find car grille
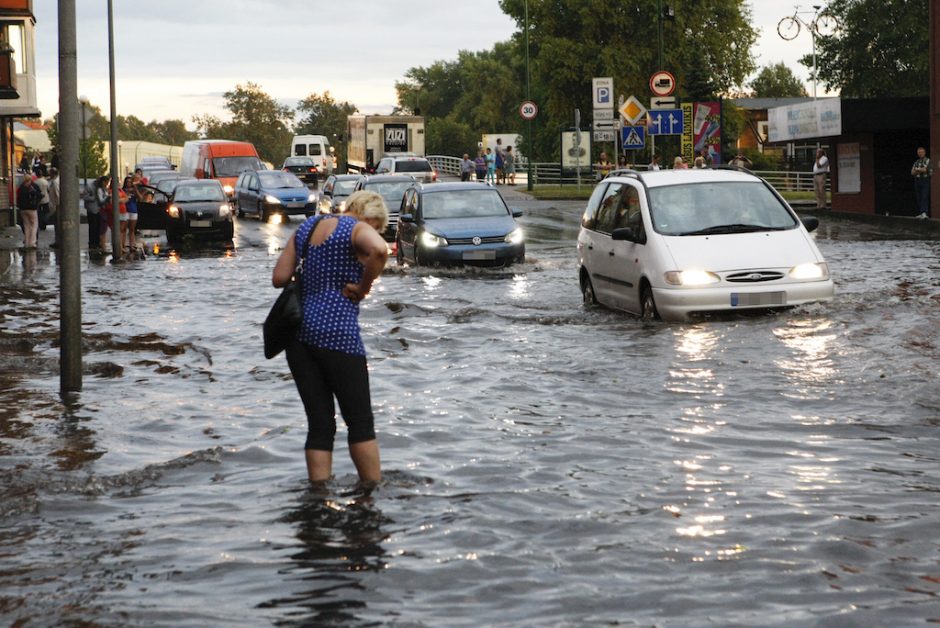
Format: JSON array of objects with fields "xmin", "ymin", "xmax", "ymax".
[
  {"xmin": 448, "ymin": 235, "xmax": 506, "ymax": 246},
  {"xmin": 725, "ymin": 271, "xmax": 785, "ymax": 283}
]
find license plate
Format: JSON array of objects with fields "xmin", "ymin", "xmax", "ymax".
[
  {"xmin": 463, "ymin": 250, "xmax": 496, "ymax": 261},
  {"xmin": 190, "ymin": 220, "xmax": 211, "ymax": 228},
  {"xmin": 731, "ymin": 291, "xmax": 786, "ymax": 306},
  {"xmin": 287, "ymin": 202, "xmax": 305, "ymax": 208}
]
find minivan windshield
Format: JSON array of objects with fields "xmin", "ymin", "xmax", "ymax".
[
  {"xmin": 422, "ymin": 190, "xmax": 508, "ymax": 220},
  {"xmin": 213, "ymin": 156, "xmax": 263, "ymax": 177},
  {"xmin": 648, "ymin": 181, "xmax": 797, "ymax": 236}
]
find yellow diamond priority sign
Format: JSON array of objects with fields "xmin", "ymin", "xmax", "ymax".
[{"xmin": 619, "ymin": 95, "xmax": 647, "ymax": 125}]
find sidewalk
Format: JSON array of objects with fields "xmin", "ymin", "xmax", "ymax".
[{"xmin": 0, "ymin": 220, "xmax": 92, "ymax": 252}]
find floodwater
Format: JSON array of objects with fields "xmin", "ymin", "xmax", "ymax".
[{"xmin": 1, "ymin": 203, "xmax": 939, "ymax": 626}]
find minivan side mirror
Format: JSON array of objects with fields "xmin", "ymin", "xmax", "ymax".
[
  {"xmin": 511, "ymin": 207, "xmax": 523, "ymax": 217},
  {"xmin": 611, "ymin": 227, "xmax": 638, "ymax": 242},
  {"xmin": 801, "ymin": 216, "xmax": 820, "ymax": 232}
]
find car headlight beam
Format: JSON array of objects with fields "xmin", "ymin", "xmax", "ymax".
[
  {"xmin": 421, "ymin": 231, "xmax": 448, "ymax": 248},
  {"xmin": 264, "ymin": 194, "xmax": 281, "ymax": 205},
  {"xmin": 307, "ymin": 193, "xmax": 318, "ymax": 203},
  {"xmin": 167, "ymin": 204, "xmax": 180, "ymax": 218},
  {"xmin": 789, "ymin": 262, "xmax": 829, "ymax": 280},
  {"xmin": 504, "ymin": 227, "xmax": 524, "ymax": 244},
  {"xmin": 664, "ymin": 269, "xmax": 721, "ymax": 286},
  {"xmin": 219, "ymin": 203, "xmax": 231, "ymax": 217}
]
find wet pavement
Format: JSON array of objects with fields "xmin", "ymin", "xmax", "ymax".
[{"xmin": 1, "ymin": 192, "xmax": 939, "ymax": 626}]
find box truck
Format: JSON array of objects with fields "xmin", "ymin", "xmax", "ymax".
[{"xmin": 346, "ymin": 115, "xmax": 425, "ymax": 173}]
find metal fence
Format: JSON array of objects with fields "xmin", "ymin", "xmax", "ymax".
[{"xmin": 428, "ymin": 155, "xmax": 820, "ymax": 192}]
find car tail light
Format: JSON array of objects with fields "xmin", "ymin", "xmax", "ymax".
[
  {"xmin": 432, "ymin": 169, "xmax": 438, "ymax": 181},
  {"xmin": 309, "ymin": 167, "xmax": 317, "ymax": 173}
]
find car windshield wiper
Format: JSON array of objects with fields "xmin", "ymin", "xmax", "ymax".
[{"xmin": 678, "ymin": 223, "xmax": 785, "ymax": 236}]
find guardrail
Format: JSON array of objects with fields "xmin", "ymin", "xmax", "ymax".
[{"xmin": 428, "ymin": 155, "xmax": 820, "ymax": 192}]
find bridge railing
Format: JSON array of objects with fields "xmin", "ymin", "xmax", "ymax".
[{"xmin": 428, "ymin": 155, "xmax": 819, "ymax": 192}]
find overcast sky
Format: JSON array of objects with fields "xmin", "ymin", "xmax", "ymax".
[{"xmin": 32, "ymin": 1, "xmax": 823, "ymax": 126}]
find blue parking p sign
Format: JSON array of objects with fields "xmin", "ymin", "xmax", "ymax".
[{"xmin": 621, "ymin": 125, "xmax": 645, "ymax": 150}]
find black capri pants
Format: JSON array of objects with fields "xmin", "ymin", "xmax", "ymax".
[{"xmin": 286, "ymin": 338, "xmax": 376, "ymax": 451}]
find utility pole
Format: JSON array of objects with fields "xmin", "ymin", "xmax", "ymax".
[
  {"xmin": 58, "ymin": 0, "xmax": 82, "ymax": 392},
  {"xmin": 524, "ymin": 0, "xmax": 534, "ymax": 192},
  {"xmin": 107, "ymin": 0, "xmax": 121, "ymax": 260}
]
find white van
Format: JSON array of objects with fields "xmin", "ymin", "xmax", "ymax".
[{"xmin": 290, "ymin": 135, "xmax": 333, "ymax": 178}]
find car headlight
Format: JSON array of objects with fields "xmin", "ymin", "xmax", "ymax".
[
  {"xmin": 219, "ymin": 203, "xmax": 231, "ymax": 217},
  {"xmin": 664, "ymin": 270, "xmax": 721, "ymax": 286},
  {"xmin": 167, "ymin": 204, "xmax": 180, "ymax": 218},
  {"xmin": 789, "ymin": 262, "xmax": 829, "ymax": 280},
  {"xmin": 264, "ymin": 194, "xmax": 281, "ymax": 204},
  {"xmin": 421, "ymin": 231, "xmax": 448, "ymax": 248},
  {"xmin": 223, "ymin": 184, "xmax": 234, "ymax": 195},
  {"xmin": 504, "ymin": 227, "xmax": 524, "ymax": 244},
  {"xmin": 307, "ymin": 193, "xmax": 318, "ymax": 203}
]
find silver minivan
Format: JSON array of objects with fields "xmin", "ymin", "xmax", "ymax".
[{"xmin": 577, "ymin": 168, "xmax": 834, "ymax": 321}]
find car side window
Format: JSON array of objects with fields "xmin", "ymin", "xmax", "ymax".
[
  {"xmin": 582, "ymin": 182, "xmax": 609, "ymax": 231},
  {"xmin": 594, "ymin": 182, "xmax": 625, "ymax": 234}
]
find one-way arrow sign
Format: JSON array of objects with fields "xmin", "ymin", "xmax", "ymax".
[{"xmin": 650, "ymin": 96, "xmax": 677, "ymax": 110}]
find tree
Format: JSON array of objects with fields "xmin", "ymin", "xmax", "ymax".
[
  {"xmin": 193, "ymin": 82, "xmax": 294, "ymax": 164},
  {"xmin": 748, "ymin": 63, "xmax": 808, "ymax": 98},
  {"xmin": 46, "ymin": 114, "xmax": 108, "ymax": 180},
  {"xmin": 425, "ymin": 117, "xmax": 480, "ymax": 157},
  {"xmin": 810, "ymin": 0, "xmax": 928, "ymax": 97},
  {"xmin": 295, "ymin": 91, "xmax": 357, "ymax": 146},
  {"xmin": 495, "ymin": 0, "xmax": 757, "ymax": 160}
]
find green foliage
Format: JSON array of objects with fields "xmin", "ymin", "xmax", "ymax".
[
  {"xmin": 295, "ymin": 91, "xmax": 357, "ymax": 143},
  {"xmin": 811, "ymin": 0, "xmax": 928, "ymax": 97},
  {"xmin": 425, "ymin": 117, "xmax": 480, "ymax": 157},
  {"xmin": 45, "ymin": 114, "xmax": 110, "ymax": 179},
  {"xmin": 749, "ymin": 63, "xmax": 808, "ymax": 98},
  {"xmin": 193, "ymin": 82, "xmax": 294, "ymax": 164}
]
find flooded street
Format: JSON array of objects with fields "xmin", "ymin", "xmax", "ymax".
[{"xmin": 1, "ymin": 202, "xmax": 939, "ymax": 626}]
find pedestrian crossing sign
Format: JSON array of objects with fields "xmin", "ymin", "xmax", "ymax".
[{"xmin": 621, "ymin": 125, "xmax": 645, "ymax": 150}]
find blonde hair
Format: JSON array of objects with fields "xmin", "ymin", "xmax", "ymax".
[
  {"xmin": 344, "ymin": 190, "xmax": 389, "ymax": 231},
  {"xmin": 673, "ymin": 156, "xmax": 684, "ymax": 167}
]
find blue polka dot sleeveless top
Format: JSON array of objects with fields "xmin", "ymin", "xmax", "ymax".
[{"xmin": 294, "ymin": 215, "xmax": 366, "ymax": 356}]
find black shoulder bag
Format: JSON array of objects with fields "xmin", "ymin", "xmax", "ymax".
[{"xmin": 263, "ymin": 233, "xmax": 308, "ymax": 359}]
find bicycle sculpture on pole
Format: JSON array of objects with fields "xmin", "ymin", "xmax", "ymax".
[{"xmin": 777, "ymin": 5, "xmax": 840, "ymax": 99}]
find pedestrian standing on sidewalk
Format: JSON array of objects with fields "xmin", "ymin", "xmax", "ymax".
[
  {"xmin": 504, "ymin": 146, "xmax": 516, "ymax": 184},
  {"xmin": 813, "ymin": 148, "xmax": 829, "ymax": 209},
  {"xmin": 34, "ymin": 170, "xmax": 50, "ymax": 231},
  {"xmin": 459, "ymin": 153, "xmax": 475, "ymax": 181},
  {"xmin": 47, "ymin": 168, "xmax": 61, "ymax": 248},
  {"xmin": 16, "ymin": 175, "xmax": 41, "ymax": 249},
  {"xmin": 474, "ymin": 150, "xmax": 486, "ymax": 182},
  {"xmin": 84, "ymin": 178, "xmax": 100, "ymax": 250},
  {"xmin": 95, "ymin": 176, "xmax": 112, "ymax": 251},
  {"xmin": 272, "ymin": 190, "xmax": 389, "ymax": 484},
  {"xmin": 911, "ymin": 146, "xmax": 932, "ymax": 219},
  {"xmin": 485, "ymin": 147, "xmax": 496, "ymax": 185}
]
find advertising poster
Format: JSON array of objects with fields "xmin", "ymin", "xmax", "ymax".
[
  {"xmin": 767, "ymin": 99, "xmax": 842, "ymax": 142},
  {"xmin": 681, "ymin": 103, "xmax": 694, "ymax": 163},
  {"xmin": 693, "ymin": 101, "xmax": 722, "ymax": 165},
  {"xmin": 837, "ymin": 142, "xmax": 861, "ymax": 194},
  {"xmin": 561, "ymin": 130, "xmax": 592, "ymax": 170}
]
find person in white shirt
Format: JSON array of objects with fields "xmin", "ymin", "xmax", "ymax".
[{"xmin": 813, "ymin": 148, "xmax": 829, "ymax": 209}]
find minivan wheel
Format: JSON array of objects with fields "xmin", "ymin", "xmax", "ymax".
[
  {"xmin": 640, "ymin": 284, "xmax": 660, "ymax": 321},
  {"xmin": 581, "ymin": 272, "xmax": 597, "ymax": 305}
]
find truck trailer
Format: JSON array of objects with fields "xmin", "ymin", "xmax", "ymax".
[{"xmin": 346, "ymin": 115, "xmax": 425, "ymax": 173}]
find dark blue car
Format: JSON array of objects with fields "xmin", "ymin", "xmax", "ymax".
[
  {"xmin": 233, "ymin": 169, "xmax": 318, "ymax": 222},
  {"xmin": 395, "ymin": 182, "xmax": 525, "ymax": 267}
]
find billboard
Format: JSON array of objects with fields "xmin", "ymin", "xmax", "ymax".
[{"xmin": 768, "ymin": 99, "xmax": 842, "ymax": 142}]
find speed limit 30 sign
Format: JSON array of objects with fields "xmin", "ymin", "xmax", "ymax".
[{"xmin": 520, "ymin": 100, "xmax": 538, "ymax": 120}]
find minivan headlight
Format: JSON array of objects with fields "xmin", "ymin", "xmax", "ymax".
[
  {"xmin": 264, "ymin": 194, "xmax": 281, "ymax": 204},
  {"xmin": 504, "ymin": 228, "xmax": 524, "ymax": 244},
  {"xmin": 421, "ymin": 231, "xmax": 448, "ymax": 248},
  {"xmin": 789, "ymin": 262, "xmax": 829, "ymax": 280},
  {"xmin": 664, "ymin": 270, "xmax": 721, "ymax": 286},
  {"xmin": 219, "ymin": 203, "xmax": 231, "ymax": 217},
  {"xmin": 167, "ymin": 204, "xmax": 180, "ymax": 218},
  {"xmin": 308, "ymin": 193, "xmax": 318, "ymax": 203}
]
